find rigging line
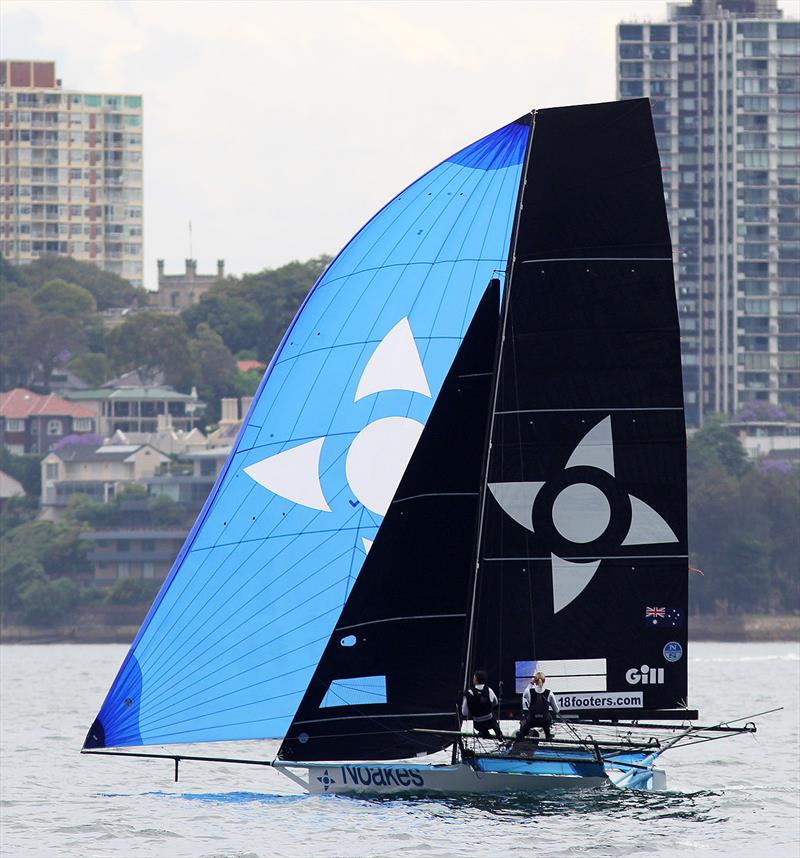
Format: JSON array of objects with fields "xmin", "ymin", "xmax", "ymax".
[
  {"xmin": 463, "ymin": 111, "xmax": 536, "ymax": 690},
  {"xmin": 338, "ymin": 613, "xmax": 466, "ymax": 631}
]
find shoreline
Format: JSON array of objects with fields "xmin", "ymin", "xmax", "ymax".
[{"xmin": 1, "ymin": 613, "xmax": 798, "ymax": 645}]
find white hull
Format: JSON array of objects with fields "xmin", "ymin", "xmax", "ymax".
[{"xmin": 274, "ymin": 759, "xmax": 666, "ymax": 795}]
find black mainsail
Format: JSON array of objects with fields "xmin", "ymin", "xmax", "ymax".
[{"xmin": 469, "ymin": 99, "xmax": 689, "ymax": 718}]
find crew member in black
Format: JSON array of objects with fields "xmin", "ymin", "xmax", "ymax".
[
  {"xmin": 517, "ymin": 671, "xmax": 560, "ymax": 741},
  {"xmin": 462, "ymin": 670, "xmax": 504, "ymax": 741}
]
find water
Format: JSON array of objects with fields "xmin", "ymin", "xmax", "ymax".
[{"xmin": 1, "ymin": 642, "xmax": 798, "ymax": 858}]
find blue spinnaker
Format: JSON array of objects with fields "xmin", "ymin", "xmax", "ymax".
[{"xmin": 85, "ymin": 119, "xmax": 528, "ymax": 748}]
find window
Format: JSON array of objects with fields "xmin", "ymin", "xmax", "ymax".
[
  {"xmin": 650, "ymin": 25, "xmax": 671, "ymax": 42},
  {"xmin": 738, "ymin": 22, "xmax": 768, "ymax": 38},
  {"xmin": 84, "ymin": 95, "xmax": 101, "ymax": 108},
  {"xmin": 73, "ymin": 418, "xmax": 93, "ymax": 431},
  {"xmin": 143, "ymin": 562, "xmax": 155, "ymax": 579},
  {"xmin": 620, "ymin": 44, "xmax": 643, "ymax": 59},
  {"xmin": 141, "ymin": 541, "xmax": 155, "ymax": 553},
  {"xmin": 620, "ymin": 81, "xmax": 644, "ymax": 98},
  {"xmin": 45, "ymin": 462, "xmax": 58, "ymax": 479},
  {"xmin": 5, "ymin": 418, "xmax": 24, "ymax": 432},
  {"xmin": 619, "ymin": 25, "xmax": 643, "ymax": 41},
  {"xmin": 46, "ymin": 419, "xmax": 62, "ymax": 436},
  {"xmin": 117, "ymin": 562, "xmax": 130, "ymax": 579},
  {"xmin": 117, "ymin": 540, "xmax": 130, "ymax": 552}
]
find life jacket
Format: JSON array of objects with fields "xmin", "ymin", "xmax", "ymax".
[
  {"xmin": 466, "ymin": 685, "xmax": 493, "ymax": 720},
  {"xmin": 529, "ymin": 687, "xmax": 552, "ymax": 719}
]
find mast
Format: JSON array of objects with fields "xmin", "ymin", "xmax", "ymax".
[{"xmin": 462, "ymin": 111, "xmax": 536, "ymax": 691}]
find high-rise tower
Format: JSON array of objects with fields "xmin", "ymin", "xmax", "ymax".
[
  {"xmin": 617, "ymin": 1, "xmax": 799, "ymax": 425},
  {"xmin": 0, "ymin": 60, "xmax": 143, "ymax": 287}
]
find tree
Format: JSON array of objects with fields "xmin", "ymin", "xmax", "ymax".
[
  {"xmin": 0, "ymin": 447, "xmax": 43, "ymax": 497},
  {"xmin": 0, "ymin": 519, "xmax": 88, "ymax": 578},
  {"xmin": 22, "ymin": 314, "xmax": 86, "ymax": 390},
  {"xmin": 68, "ymin": 352, "xmax": 112, "ymax": 386},
  {"xmin": 31, "ymin": 278, "xmax": 96, "ymax": 318},
  {"xmin": 181, "ymin": 256, "xmax": 330, "ymax": 360},
  {"xmin": 0, "ymin": 553, "xmax": 45, "ymax": 612},
  {"xmin": 4, "ymin": 254, "xmax": 141, "ymax": 310},
  {"xmin": 0, "ymin": 496, "xmax": 39, "ymax": 538},
  {"xmin": 106, "ymin": 313, "xmax": 194, "ymax": 388},
  {"xmin": 18, "ymin": 577, "xmax": 81, "ymax": 626},
  {"xmin": 0, "ymin": 291, "xmax": 39, "ymax": 388},
  {"xmin": 182, "ymin": 291, "xmax": 264, "ymax": 356},
  {"xmin": 105, "ymin": 577, "xmax": 161, "ymax": 606},
  {"xmin": 687, "ymin": 416, "xmax": 750, "ymax": 479},
  {"xmin": 188, "ymin": 323, "xmax": 240, "ymax": 420}
]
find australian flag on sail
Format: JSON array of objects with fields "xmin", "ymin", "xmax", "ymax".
[{"xmin": 645, "ymin": 607, "xmax": 683, "ymax": 629}]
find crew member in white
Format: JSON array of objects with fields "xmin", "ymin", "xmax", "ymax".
[{"xmin": 517, "ymin": 671, "xmax": 560, "ymax": 740}]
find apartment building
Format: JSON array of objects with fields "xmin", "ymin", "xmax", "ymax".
[
  {"xmin": 616, "ymin": 0, "xmax": 799, "ymax": 426},
  {"xmin": 0, "ymin": 59, "xmax": 143, "ymax": 286}
]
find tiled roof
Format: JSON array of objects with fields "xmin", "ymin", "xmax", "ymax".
[
  {"xmin": 236, "ymin": 359, "xmax": 265, "ymax": 373},
  {"xmin": 0, "ymin": 388, "xmax": 96, "ymax": 420},
  {"xmin": 52, "ymin": 443, "xmax": 167, "ymax": 463}
]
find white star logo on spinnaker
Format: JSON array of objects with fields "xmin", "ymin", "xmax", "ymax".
[
  {"xmin": 243, "ymin": 317, "xmax": 431, "ymax": 517},
  {"xmin": 488, "ymin": 416, "xmax": 678, "ymax": 614}
]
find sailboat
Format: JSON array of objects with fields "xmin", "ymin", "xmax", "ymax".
[{"xmin": 82, "ymin": 99, "xmax": 761, "ymax": 794}]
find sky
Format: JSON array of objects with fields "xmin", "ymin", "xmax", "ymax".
[{"xmin": 1, "ymin": 0, "xmax": 792, "ymax": 289}]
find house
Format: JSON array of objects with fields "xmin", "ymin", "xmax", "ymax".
[
  {"xmin": 0, "ymin": 388, "xmax": 97, "ymax": 454},
  {"xmin": 80, "ymin": 528, "xmax": 186, "ymax": 584},
  {"xmin": 726, "ymin": 418, "xmax": 800, "ymax": 460},
  {"xmin": 63, "ymin": 385, "xmax": 203, "ymax": 436},
  {"xmin": 41, "ymin": 442, "xmax": 170, "ymax": 509}
]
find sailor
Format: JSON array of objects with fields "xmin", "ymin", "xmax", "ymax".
[
  {"xmin": 517, "ymin": 671, "xmax": 559, "ymax": 741},
  {"xmin": 462, "ymin": 670, "xmax": 504, "ymax": 741}
]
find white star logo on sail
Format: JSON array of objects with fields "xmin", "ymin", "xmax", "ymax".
[
  {"xmin": 488, "ymin": 416, "xmax": 678, "ymax": 614},
  {"xmin": 244, "ymin": 317, "xmax": 431, "ymax": 517}
]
